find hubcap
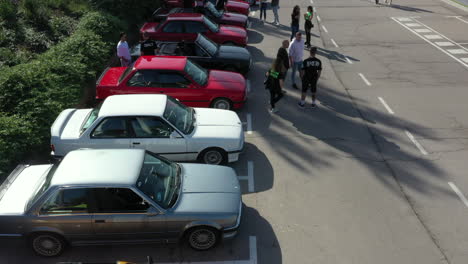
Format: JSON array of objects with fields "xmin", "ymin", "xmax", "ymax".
[
  {"xmin": 214, "ymin": 100, "xmax": 229, "ymax": 110},
  {"xmin": 204, "ymin": 150, "xmax": 223, "ymax": 164},
  {"xmin": 190, "ymin": 229, "xmax": 216, "ymax": 250},
  {"xmin": 33, "ymin": 235, "xmax": 62, "ymax": 257}
]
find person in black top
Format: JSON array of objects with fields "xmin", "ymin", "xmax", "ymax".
[
  {"xmin": 290, "ymin": 5, "xmax": 300, "ymax": 41},
  {"xmin": 265, "ymin": 58, "xmax": 285, "ymax": 113},
  {"xmin": 276, "ymin": 40, "xmax": 290, "ymax": 75},
  {"xmin": 140, "ymin": 32, "xmax": 158, "ymax": 56},
  {"xmin": 298, "ymin": 47, "xmax": 322, "ymax": 108}
]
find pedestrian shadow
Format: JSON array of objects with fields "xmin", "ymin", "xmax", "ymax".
[
  {"xmin": 316, "ymin": 47, "xmax": 360, "ymax": 64},
  {"xmin": 384, "ymin": 3, "xmax": 434, "ymax": 13}
]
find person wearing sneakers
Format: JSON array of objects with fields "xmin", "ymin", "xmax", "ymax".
[
  {"xmin": 265, "ymin": 58, "xmax": 285, "ymax": 113},
  {"xmin": 304, "ymin": 6, "xmax": 314, "ymax": 49},
  {"xmin": 271, "ymin": 0, "xmax": 280, "ymax": 25},
  {"xmin": 298, "ymin": 47, "xmax": 322, "ymax": 108},
  {"xmin": 289, "ymin": 32, "xmax": 305, "ymax": 90}
]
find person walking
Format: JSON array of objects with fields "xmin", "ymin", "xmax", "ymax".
[
  {"xmin": 265, "ymin": 59, "xmax": 285, "ymax": 113},
  {"xmin": 271, "ymin": 0, "xmax": 280, "ymax": 25},
  {"xmin": 304, "ymin": 6, "xmax": 313, "ymax": 48},
  {"xmin": 117, "ymin": 32, "xmax": 131, "ymax": 67},
  {"xmin": 298, "ymin": 47, "xmax": 322, "ymax": 108},
  {"xmin": 290, "ymin": 5, "xmax": 300, "ymax": 41},
  {"xmin": 259, "ymin": 0, "xmax": 268, "ymax": 21},
  {"xmin": 276, "ymin": 40, "xmax": 290, "ymax": 76},
  {"xmin": 288, "ymin": 32, "xmax": 305, "ymax": 89},
  {"xmin": 140, "ymin": 32, "xmax": 158, "ymax": 56}
]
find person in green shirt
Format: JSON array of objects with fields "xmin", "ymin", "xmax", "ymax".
[{"xmin": 304, "ymin": 6, "xmax": 314, "ymax": 49}]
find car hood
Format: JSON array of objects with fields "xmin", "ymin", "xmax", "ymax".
[
  {"xmin": 173, "ymin": 164, "xmax": 241, "ymax": 214},
  {"xmin": 98, "ymin": 67, "xmax": 126, "ymax": 87},
  {"xmin": 217, "ymin": 45, "xmax": 251, "ymax": 62},
  {"xmin": 0, "ymin": 164, "xmax": 53, "ymax": 215},
  {"xmin": 221, "ymin": 12, "xmax": 248, "ymax": 25},
  {"xmin": 194, "ymin": 108, "xmax": 242, "ymax": 127},
  {"xmin": 207, "ymin": 70, "xmax": 246, "ymax": 92},
  {"xmin": 218, "ymin": 25, "xmax": 247, "ymax": 38}
]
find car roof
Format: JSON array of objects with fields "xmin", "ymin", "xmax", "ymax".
[
  {"xmin": 99, "ymin": 94, "xmax": 168, "ymax": 117},
  {"xmin": 51, "ymin": 149, "xmax": 146, "ymax": 186},
  {"xmin": 167, "ymin": 13, "xmax": 204, "ymax": 21},
  {"xmin": 134, "ymin": 56, "xmax": 187, "ymax": 71}
]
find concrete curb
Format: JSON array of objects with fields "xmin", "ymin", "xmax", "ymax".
[{"xmin": 440, "ymin": 0, "xmax": 468, "ymax": 12}]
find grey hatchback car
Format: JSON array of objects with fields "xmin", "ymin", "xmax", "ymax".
[{"xmin": 0, "ymin": 149, "xmax": 242, "ymax": 257}]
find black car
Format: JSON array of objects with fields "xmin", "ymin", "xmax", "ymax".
[
  {"xmin": 153, "ymin": 1, "xmax": 249, "ymax": 28},
  {"xmin": 131, "ymin": 34, "xmax": 252, "ymax": 75}
]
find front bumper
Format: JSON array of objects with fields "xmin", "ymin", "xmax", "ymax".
[{"xmin": 223, "ymin": 201, "xmax": 243, "ymax": 240}]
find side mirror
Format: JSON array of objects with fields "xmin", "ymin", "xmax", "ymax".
[
  {"xmin": 147, "ymin": 206, "xmax": 159, "ymax": 216},
  {"xmin": 170, "ymin": 130, "xmax": 182, "ymax": 139}
]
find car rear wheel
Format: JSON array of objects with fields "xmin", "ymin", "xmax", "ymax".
[
  {"xmin": 30, "ymin": 233, "xmax": 66, "ymax": 257},
  {"xmin": 211, "ymin": 98, "xmax": 233, "ymax": 110},
  {"xmin": 200, "ymin": 148, "xmax": 227, "ymax": 165},
  {"xmin": 187, "ymin": 227, "xmax": 220, "ymax": 251}
]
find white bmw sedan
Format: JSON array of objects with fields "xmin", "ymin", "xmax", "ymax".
[{"xmin": 50, "ymin": 94, "xmax": 244, "ymax": 164}]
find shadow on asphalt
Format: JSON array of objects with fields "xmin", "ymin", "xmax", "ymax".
[
  {"xmin": 317, "ymin": 47, "xmax": 360, "ymax": 64},
  {"xmin": 382, "ymin": 3, "xmax": 434, "ymax": 13}
]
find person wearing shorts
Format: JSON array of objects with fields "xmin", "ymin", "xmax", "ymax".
[{"xmin": 298, "ymin": 47, "xmax": 322, "ymax": 108}]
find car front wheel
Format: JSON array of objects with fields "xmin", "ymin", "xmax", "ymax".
[
  {"xmin": 187, "ymin": 227, "xmax": 219, "ymax": 251},
  {"xmin": 200, "ymin": 148, "xmax": 227, "ymax": 165},
  {"xmin": 30, "ymin": 233, "xmax": 66, "ymax": 257},
  {"xmin": 211, "ymin": 98, "xmax": 232, "ymax": 110}
]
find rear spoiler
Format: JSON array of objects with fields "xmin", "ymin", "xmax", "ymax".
[{"xmin": 0, "ymin": 164, "xmax": 29, "ymax": 201}]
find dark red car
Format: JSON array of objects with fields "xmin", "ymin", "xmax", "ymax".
[
  {"xmin": 96, "ymin": 56, "xmax": 247, "ymax": 110},
  {"xmin": 164, "ymin": 0, "xmax": 250, "ymax": 16},
  {"xmin": 141, "ymin": 13, "xmax": 248, "ymax": 46}
]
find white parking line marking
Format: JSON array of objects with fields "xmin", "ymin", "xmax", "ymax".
[
  {"xmin": 405, "ymin": 23, "xmax": 421, "ymax": 27},
  {"xmin": 455, "ymin": 16, "xmax": 468, "ymax": 24},
  {"xmin": 405, "ymin": 130, "xmax": 428, "ymax": 155},
  {"xmin": 246, "ymin": 113, "xmax": 252, "ymax": 135},
  {"xmin": 378, "ymin": 97, "xmax": 394, "ymax": 114},
  {"xmin": 345, "ymin": 56, "xmax": 353, "ymax": 64},
  {"xmin": 397, "ymin": 17, "xmax": 412, "ymax": 22},
  {"xmin": 448, "ymin": 182, "xmax": 468, "ymax": 208},
  {"xmin": 424, "ymin": 34, "xmax": 443, "ymax": 40},
  {"xmin": 435, "ymin": 41, "xmax": 455, "ymax": 47},
  {"xmin": 249, "ymin": 236, "xmax": 257, "ymax": 264},
  {"xmin": 461, "ymin": 58, "xmax": 468, "ymax": 63},
  {"xmin": 447, "ymin": 49, "xmax": 468, "ymax": 54},
  {"xmin": 317, "ymin": 15, "xmax": 321, "ymax": 22},
  {"xmin": 358, "ymin": 73, "xmax": 372, "ymax": 86},
  {"xmin": 413, "ymin": 18, "xmax": 468, "ymax": 51},
  {"xmin": 238, "ymin": 161, "xmax": 254, "ymax": 193},
  {"xmin": 414, "ymin": 28, "xmax": 431, "ymax": 33},
  {"xmin": 331, "ymin": 38, "xmax": 339, "ymax": 48},
  {"xmin": 321, "ymin": 25, "xmax": 328, "ymax": 33}
]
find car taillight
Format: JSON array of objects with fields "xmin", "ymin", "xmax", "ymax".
[{"xmin": 51, "ymin": 144, "xmax": 55, "ymax": 152}]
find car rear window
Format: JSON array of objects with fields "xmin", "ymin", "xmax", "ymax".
[{"xmin": 118, "ymin": 62, "xmax": 135, "ymax": 83}]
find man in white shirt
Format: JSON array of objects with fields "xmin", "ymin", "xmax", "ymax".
[
  {"xmin": 288, "ymin": 32, "xmax": 305, "ymax": 89},
  {"xmin": 117, "ymin": 32, "xmax": 131, "ymax": 67}
]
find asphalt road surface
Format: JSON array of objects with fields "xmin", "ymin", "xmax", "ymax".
[{"xmin": 1, "ymin": 0, "xmax": 468, "ymax": 263}]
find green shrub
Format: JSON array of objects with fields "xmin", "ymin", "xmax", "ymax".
[
  {"xmin": 0, "ymin": 0, "xmax": 17, "ymax": 26},
  {"xmin": 76, "ymin": 11, "xmax": 125, "ymax": 44},
  {"xmin": 19, "ymin": 0, "xmax": 51, "ymax": 29},
  {"xmin": 49, "ymin": 15, "xmax": 77, "ymax": 41}
]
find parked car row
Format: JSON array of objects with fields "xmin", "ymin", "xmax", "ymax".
[{"xmin": 0, "ymin": 0, "xmax": 256, "ymax": 258}]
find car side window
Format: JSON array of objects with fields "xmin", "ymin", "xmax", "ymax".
[
  {"xmin": 127, "ymin": 70, "xmax": 159, "ymax": 87},
  {"xmin": 158, "ymin": 71, "xmax": 191, "ymax": 88},
  {"xmin": 91, "ymin": 117, "xmax": 129, "ymax": 138},
  {"xmin": 195, "ymin": 45, "xmax": 209, "ymax": 57},
  {"xmin": 185, "ymin": 22, "xmax": 208, "ymax": 33},
  {"xmin": 92, "ymin": 188, "xmax": 150, "ymax": 213},
  {"xmin": 40, "ymin": 188, "xmax": 89, "ymax": 215},
  {"xmin": 130, "ymin": 117, "xmax": 174, "ymax": 138},
  {"xmin": 163, "ymin": 21, "xmax": 184, "ymax": 33}
]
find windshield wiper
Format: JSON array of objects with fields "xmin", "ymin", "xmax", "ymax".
[{"xmin": 168, "ymin": 165, "xmax": 182, "ymax": 207}]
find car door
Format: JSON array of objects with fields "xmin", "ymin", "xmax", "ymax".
[
  {"xmin": 160, "ymin": 21, "xmax": 187, "ymax": 41},
  {"xmin": 184, "ymin": 21, "xmax": 210, "ymax": 42},
  {"xmin": 35, "ymin": 188, "xmax": 94, "ymax": 242},
  {"xmin": 91, "ymin": 188, "xmax": 166, "ymax": 241},
  {"xmin": 128, "ymin": 116, "xmax": 188, "ymax": 161},
  {"xmin": 156, "ymin": 70, "xmax": 207, "ymax": 107},
  {"xmin": 125, "ymin": 69, "xmax": 162, "ymax": 95},
  {"xmin": 86, "ymin": 117, "xmax": 132, "ymax": 149}
]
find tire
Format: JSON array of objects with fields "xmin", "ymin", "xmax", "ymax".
[
  {"xmin": 30, "ymin": 233, "xmax": 66, "ymax": 257},
  {"xmin": 186, "ymin": 227, "xmax": 220, "ymax": 251},
  {"xmin": 211, "ymin": 98, "xmax": 233, "ymax": 110},
  {"xmin": 199, "ymin": 148, "xmax": 227, "ymax": 165}
]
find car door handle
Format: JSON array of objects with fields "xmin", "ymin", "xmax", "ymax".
[
  {"xmin": 132, "ymin": 142, "xmax": 141, "ymax": 145},
  {"xmin": 95, "ymin": 219, "xmax": 106, "ymax": 223}
]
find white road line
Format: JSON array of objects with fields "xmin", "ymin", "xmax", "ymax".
[
  {"xmin": 413, "ymin": 18, "xmax": 468, "ymax": 52},
  {"xmin": 414, "ymin": 28, "xmax": 431, "ymax": 33},
  {"xmin": 435, "ymin": 41, "xmax": 455, "ymax": 47},
  {"xmin": 405, "ymin": 23, "xmax": 421, "ymax": 27},
  {"xmin": 397, "ymin": 17, "xmax": 413, "ymax": 22},
  {"xmin": 358, "ymin": 73, "xmax": 372, "ymax": 86},
  {"xmin": 246, "ymin": 113, "xmax": 252, "ymax": 135},
  {"xmin": 461, "ymin": 58, "xmax": 468, "ymax": 63},
  {"xmin": 447, "ymin": 49, "xmax": 468, "ymax": 54},
  {"xmin": 331, "ymin": 38, "xmax": 339, "ymax": 48},
  {"xmin": 458, "ymin": 43, "xmax": 468, "ymax": 45},
  {"xmin": 392, "ymin": 18, "xmax": 468, "ymax": 69},
  {"xmin": 405, "ymin": 130, "xmax": 428, "ymax": 155},
  {"xmin": 455, "ymin": 16, "xmax": 468, "ymax": 24},
  {"xmin": 321, "ymin": 25, "xmax": 328, "ymax": 33},
  {"xmin": 378, "ymin": 97, "xmax": 394, "ymax": 114},
  {"xmin": 317, "ymin": 15, "xmax": 321, "ymax": 22},
  {"xmin": 448, "ymin": 182, "xmax": 468, "ymax": 208},
  {"xmin": 345, "ymin": 56, "xmax": 354, "ymax": 64},
  {"xmin": 424, "ymin": 34, "xmax": 443, "ymax": 40},
  {"xmin": 247, "ymin": 161, "xmax": 254, "ymax": 193}
]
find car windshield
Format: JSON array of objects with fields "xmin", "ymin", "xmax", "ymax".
[
  {"xmin": 80, "ymin": 103, "xmax": 102, "ymax": 135},
  {"xmin": 136, "ymin": 152, "xmax": 180, "ymax": 209},
  {"xmin": 196, "ymin": 34, "xmax": 218, "ymax": 56},
  {"xmin": 26, "ymin": 163, "xmax": 59, "ymax": 211},
  {"xmin": 118, "ymin": 62, "xmax": 135, "ymax": 83},
  {"xmin": 163, "ymin": 96, "xmax": 195, "ymax": 135},
  {"xmin": 184, "ymin": 59, "xmax": 208, "ymax": 86},
  {"xmin": 206, "ymin": 2, "xmax": 223, "ymax": 18},
  {"xmin": 203, "ymin": 16, "xmax": 219, "ymax": 33}
]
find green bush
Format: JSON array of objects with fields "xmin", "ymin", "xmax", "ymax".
[
  {"xmin": 19, "ymin": 0, "xmax": 51, "ymax": 29},
  {"xmin": 49, "ymin": 15, "xmax": 77, "ymax": 41},
  {"xmin": 0, "ymin": 0, "xmax": 17, "ymax": 26}
]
